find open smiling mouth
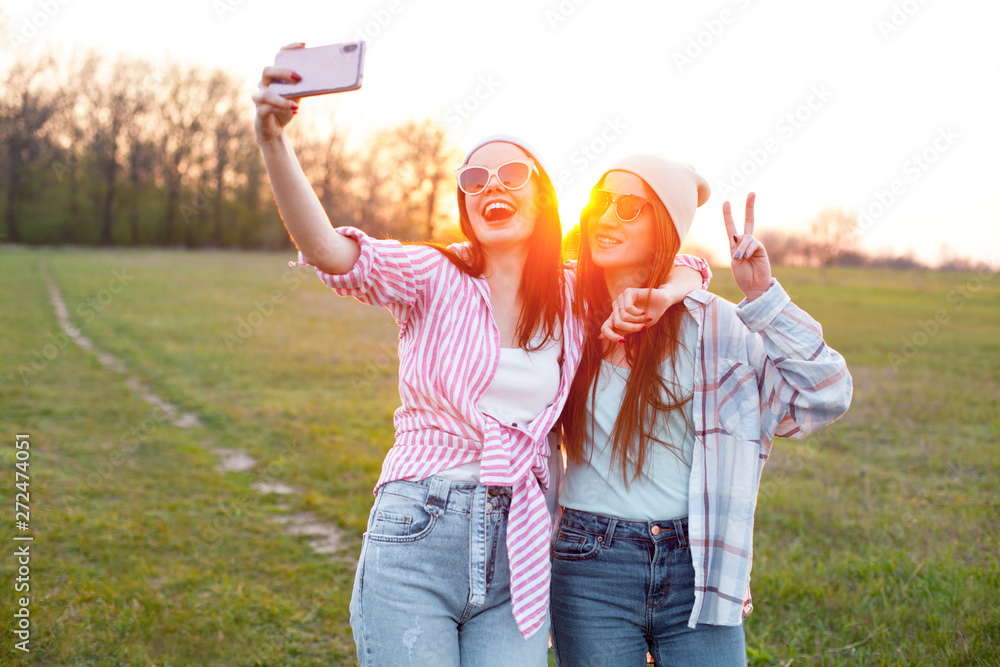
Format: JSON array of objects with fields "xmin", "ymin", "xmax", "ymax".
[
  {"xmin": 482, "ymin": 200, "xmax": 516, "ymax": 223},
  {"xmin": 595, "ymin": 234, "xmax": 622, "ymax": 246}
]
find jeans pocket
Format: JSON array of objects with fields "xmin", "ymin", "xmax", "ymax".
[
  {"xmin": 366, "ymin": 493, "xmax": 438, "ymax": 543},
  {"xmin": 552, "ymin": 526, "xmax": 601, "ymax": 561}
]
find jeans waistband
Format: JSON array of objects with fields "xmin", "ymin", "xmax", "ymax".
[
  {"xmin": 377, "ymin": 477, "xmax": 512, "ymax": 513},
  {"xmin": 559, "ymin": 508, "xmax": 688, "ymax": 548}
]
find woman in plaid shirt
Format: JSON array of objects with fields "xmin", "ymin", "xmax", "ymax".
[{"xmin": 551, "ymin": 155, "xmax": 853, "ymax": 666}]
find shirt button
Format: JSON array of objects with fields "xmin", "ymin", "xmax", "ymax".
[{"xmin": 650, "ymin": 526, "xmax": 661, "ymax": 536}]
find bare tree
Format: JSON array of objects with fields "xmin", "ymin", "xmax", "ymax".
[
  {"xmin": 157, "ymin": 64, "xmax": 207, "ymax": 245},
  {"xmin": 45, "ymin": 50, "xmax": 103, "ymax": 244},
  {"xmin": 0, "ymin": 53, "xmax": 66, "ymax": 242},
  {"xmin": 199, "ymin": 69, "xmax": 250, "ymax": 246},
  {"xmin": 757, "ymin": 229, "xmax": 812, "ymax": 267},
  {"xmin": 289, "ymin": 120, "xmax": 356, "ymax": 230},
  {"xmin": 82, "ymin": 55, "xmax": 156, "ymax": 245},
  {"xmin": 351, "ymin": 132, "xmax": 394, "ymax": 237},
  {"xmin": 809, "ymin": 207, "xmax": 859, "ymax": 267},
  {"xmin": 383, "ymin": 119, "xmax": 460, "ymax": 240}
]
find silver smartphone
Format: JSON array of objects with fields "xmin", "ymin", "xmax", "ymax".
[{"xmin": 270, "ymin": 42, "xmax": 366, "ymax": 98}]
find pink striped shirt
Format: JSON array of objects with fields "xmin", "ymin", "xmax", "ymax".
[{"xmin": 300, "ymin": 226, "xmax": 710, "ymax": 637}]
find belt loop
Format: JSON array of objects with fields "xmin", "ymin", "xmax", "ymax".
[
  {"xmin": 425, "ymin": 476, "xmax": 450, "ymax": 516},
  {"xmin": 602, "ymin": 517, "xmax": 617, "ymax": 548},
  {"xmin": 673, "ymin": 517, "xmax": 687, "ymax": 548}
]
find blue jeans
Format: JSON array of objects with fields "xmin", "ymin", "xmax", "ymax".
[
  {"xmin": 550, "ymin": 509, "xmax": 747, "ymax": 666},
  {"xmin": 349, "ymin": 477, "xmax": 550, "ymax": 666}
]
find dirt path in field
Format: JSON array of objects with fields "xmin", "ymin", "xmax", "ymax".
[
  {"xmin": 42, "ymin": 263, "xmax": 203, "ymax": 428},
  {"xmin": 41, "ymin": 263, "xmax": 349, "ymax": 560}
]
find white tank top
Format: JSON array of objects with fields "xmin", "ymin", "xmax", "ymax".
[{"xmin": 436, "ymin": 336, "xmax": 562, "ymax": 483}]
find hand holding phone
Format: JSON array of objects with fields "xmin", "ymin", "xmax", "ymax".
[{"xmin": 269, "ymin": 42, "xmax": 366, "ymax": 98}]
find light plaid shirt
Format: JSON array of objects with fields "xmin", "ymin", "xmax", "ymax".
[
  {"xmin": 298, "ymin": 227, "xmax": 710, "ymax": 637},
  {"xmin": 683, "ymin": 280, "xmax": 852, "ymax": 627}
]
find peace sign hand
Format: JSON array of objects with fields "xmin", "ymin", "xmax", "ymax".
[{"xmin": 723, "ymin": 192, "xmax": 772, "ymax": 301}]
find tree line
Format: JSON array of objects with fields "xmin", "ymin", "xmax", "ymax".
[
  {"xmin": 2, "ymin": 45, "xmax": 988, "ymax": 272},
  {"xmin": 754, "ymin": 207, "xmax": 987, "ymax": 272},
  {"xmin": 0, "ymin": 47, "xmax": 462, "ymax": 249}
]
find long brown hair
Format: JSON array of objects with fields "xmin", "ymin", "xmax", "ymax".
[
  {"xmin": 419, "ymin": 147, "xmax": 564, "ymax": 350},
  {"xmin": 561, "ymin": 174, "xmax": 693, "ymax": 484}
]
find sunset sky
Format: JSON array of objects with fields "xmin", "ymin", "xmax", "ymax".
[{"xmin": 4, "ymin": 0, "xmax": 997, "ymax": 266}]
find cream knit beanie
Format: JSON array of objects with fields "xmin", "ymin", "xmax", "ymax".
[
  {"xmin": 603, "ymin": 154, "xmax": 710, "ymax": 242},
  {"xmin": 462, "ymin": 134, "xmax": 546, "ymax": 170}
]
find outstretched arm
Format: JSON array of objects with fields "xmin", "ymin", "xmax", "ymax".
[{"xmin": 252, "ymin": 43, "xmax": 360, "ymax": 274}]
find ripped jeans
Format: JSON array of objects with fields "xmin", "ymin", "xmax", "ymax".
[{"xmin": 349, "ymin": 477, "xmax": 550, "ymax": 666}]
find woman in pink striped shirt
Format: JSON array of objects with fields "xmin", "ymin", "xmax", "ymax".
[{"xmin": 253, "ymin": 47, "xmax": 710, "ymax": 666}]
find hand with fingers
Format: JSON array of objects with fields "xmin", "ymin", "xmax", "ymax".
[
  {"xmin": 723, "ymin": 192, "xmax": 772, "ymax": 301},
  {"xmin": 252, "ymin": 42, "xmax": 306, "ymax": 144},
  {"xmin": 598, "ymin": 287, "xmax": 659, "ymax": 343}
]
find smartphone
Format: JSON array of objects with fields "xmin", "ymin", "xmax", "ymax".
[{"xmin": 270, "ymin": 41, "xmax": 366, "ymax": 98}]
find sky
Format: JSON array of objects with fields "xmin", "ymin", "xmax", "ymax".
[{"xmin": 4, "ymin": 0, "xmax": 998, "ymax": 266}]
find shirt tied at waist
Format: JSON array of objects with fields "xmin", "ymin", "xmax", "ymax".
[{"xmin": 479, "ymin": 418, "xmax": 552, "ymax": 638}]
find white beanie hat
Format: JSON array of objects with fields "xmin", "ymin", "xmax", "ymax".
[
  {"xmin": 603, "ymin": 154, "xmax": 710, "ymax": 242},
  {"xmin": 462, "ymin": 134, "xmax": 547, "ymax": 171}
]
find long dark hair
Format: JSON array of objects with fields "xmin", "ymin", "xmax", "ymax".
[
  {"xmin": 421, "ymin": 147, "xmax": 564, "ymax": 350},
  {"xmin": 561, "ymin": 174, "xmax": 692, "ymax": 484}
]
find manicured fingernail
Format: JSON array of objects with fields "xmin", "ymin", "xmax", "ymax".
[
  {"xmin": 619, "ymin": 338, "xmax": 626, "ymax": 343},
  {"xmin": 290, "ymin": 103, "xmax": 299, "ymax": 111},
  {"xmin": 291, "ymin": 72, "xmax": 302, "ymax": 82},
  {"xmin": 646, "ymin": 317, "xmax": 653, "ymax": 322}
]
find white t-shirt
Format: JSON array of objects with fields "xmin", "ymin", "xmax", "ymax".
[
  {"xmin": 559, "ymin": 313, "xmax": 697, "ymax": 521},
  {"xmin": 436, "ymin": 335, "xmax": 562, "ymax": 483}
]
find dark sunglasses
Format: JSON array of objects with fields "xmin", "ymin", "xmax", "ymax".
[
  {"xmin": 588, "ymin": 189, "xmax": 649, "ymax": 222},
  {"xmin": 455, "ymin": 160, "xmax": 536, "ymax": 195}
]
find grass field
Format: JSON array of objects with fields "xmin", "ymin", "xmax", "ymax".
[{"xmin": 1, "ymin": 247, "xmax": 998, "ymax": 666}]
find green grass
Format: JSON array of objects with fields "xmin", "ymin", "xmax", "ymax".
[{"xmin": 1, "ymin": 249, "xmax": 997, "ymax": 665}]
